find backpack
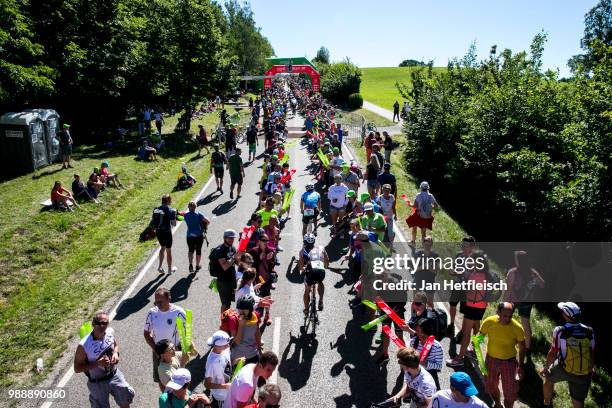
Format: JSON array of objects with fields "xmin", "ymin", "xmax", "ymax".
[
  {"xmin": 426, "ymin": 308, "xmax": 448, "ymax": 341},
  {"xmin": 139, "ymin": 225, "xmax": 156, "ymax": 242},
  {"xmin": 220, "ymin": 309, "xmax": 240, "ymax": 335},
  {"xmin": 150, "ymin": 207, "xmax": 165, "ymax": 230},
  {"xmin": 208, "ymin": 245, "xmax": 222, "ymax": 277},
  {"xmin": 557, "ymin": 324, "xmax": 594, "ymax": 376}
]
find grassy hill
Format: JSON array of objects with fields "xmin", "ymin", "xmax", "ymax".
[{"xmin": 360, "ymin": 66, "xmax": 445, "ymax": 110}]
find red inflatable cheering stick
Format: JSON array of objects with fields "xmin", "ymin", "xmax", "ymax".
[
  {"xmin": 237, "ymin": 225, "xmax": 256, "ymax": 252},
  {"xmin": 382, "ymin": 325, "xmax": 406, "ymax": 349},
  {"xmin": 419, "ymin": 335, "xmax": 436, "ymax": 363},
  {"xmin": 375, "ymin": 297, "xmax": 406, "ymax": 327},
  {"xmin": 280, "ymin": 169, "xmax": 296, "ymax": 184}
]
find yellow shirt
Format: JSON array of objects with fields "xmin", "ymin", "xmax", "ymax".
[{"xmin": 480, "ymin": 315, "xmax": 525, "ymax": 360}]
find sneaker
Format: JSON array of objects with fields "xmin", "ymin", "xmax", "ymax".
[
  {"xmin": 170, "ymin": 266, "xmax": 177, "ymax": 273},
  {"xmin": 195, "ymin": 265, "xmax": 201, "ymax": 272},
  {"xmin": 446, "ymin": 357, "xmax": 464, "ymax": 368},
  {"xmin": 189, "ymin": 264, "xmax": 194, "ymax": 273},
  {"xmin": 375, "ymin": 353, "xmax": 389, "ymax": 365},
  {"xmin": 230, "ymin": 191, "xmax": 234, "ymax": 199},
  {"xmin": 158, "ymin": 267, "xmax": 165, "ymax": 274}
]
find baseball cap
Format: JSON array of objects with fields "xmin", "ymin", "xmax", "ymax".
[
  {"xmin": 207, "ymin": 330, "xmax": 231, "ymax": 347},
  {"xmin": 450, "ymin": 372, "xmax": 478, "ymax": 397},
  {"xmin": 63, "ymin": 124, "xmax": 70, "ymax": 128},
  {"xmin": 166, "ymin": 368, "xmax": 191, "ymax": 391},
  {"xmin": 363, "ymin": 203, "xmax": 374, "ymax": 211},
  {"xmin": 347, "ymin": 190, "xmax": 356, "ymax": 198},
  {"xmin": 223, "ymin": 229, "xmax": 238, "ymax": 239},
  {"xmin": 558, "ymin": 302, "xmax": 581, "ymax": 319},
  {"xmin": 332, "ymin": 147, "xmax": 339, "ymax": 153},
  {"xmin": 383, "ymin": 163, "xmax": 391, "ymax": 169}
]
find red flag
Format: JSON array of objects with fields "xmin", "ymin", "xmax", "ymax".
[
  {"xmin": 237, "ymin": 226, "xmax": 255, "ymax": 252},
  {"xmin": 382, "ymin": 325, "xmax": 406, "ymax": 348},
  {"xmin": 419, "ymin": 335, "xmax": 436, "ymax": 363},
  {"xmin": 375, "ymin": 297, "xmax": 406, "ymax": 327}
]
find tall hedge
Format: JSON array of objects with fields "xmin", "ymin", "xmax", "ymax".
[
  {"xmin": 400, "ymin": 34, "xmax": 612, "ymax": 241},
  {"xmin": 319, "ymin": 61, "xmax": 361, "ymax": 105}
]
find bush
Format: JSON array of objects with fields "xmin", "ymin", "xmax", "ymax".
[
  {"xmin": 347, "ymin": 93, "xmax": 363, "ymax": 109},
  {"xmin": 320, "ymin": 61, "xmax": 361, "ymax": 105}
]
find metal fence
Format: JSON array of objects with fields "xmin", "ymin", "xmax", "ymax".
[{"xmin": 333, "ymin": 110, "xmax": 365, "ymax": 145}]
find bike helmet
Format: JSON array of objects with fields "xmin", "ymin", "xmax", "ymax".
[
  {"xmin": 305, "ymin": 184, "xmax": 315, "ymax": 191},
  {"xmin": 236, "ymin": 295, "xmax": 255, "ymax": 311},
  {"xmin": 273, "ymin": 172, "xmax": 282, "ymax": 180},
  {"xmin": 303, "ymin": 233, "xmax": 316, "ymax": 244}
]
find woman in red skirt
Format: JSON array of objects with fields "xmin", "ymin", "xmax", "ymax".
[{"xmin": 406, "ymin": 181, "xmax": 438, "ymax": 245}]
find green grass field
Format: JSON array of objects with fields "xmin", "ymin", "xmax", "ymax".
[
  {"xmin": 0, "ymin": 104, "xmax": 249, "ymax": 391},
  {"xmin": 360, "ymin": 66, "xmax": 446, "ymax": 110}
]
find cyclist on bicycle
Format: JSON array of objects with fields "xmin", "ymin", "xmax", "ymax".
[
  {"xmin": 299, "ymin": 233, "xmax": 329, "ymax": 313},
  {"xmin": 301, "ymin": 184, "xmax": 321, "ymax": 236}
]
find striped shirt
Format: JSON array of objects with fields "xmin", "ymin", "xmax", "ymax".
[{"xmin": 412, "ymin": 337, "xmax": 444, "ymax": 371}]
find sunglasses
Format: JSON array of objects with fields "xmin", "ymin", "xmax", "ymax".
[
  {"xmin": 413, "ymin": 301, "xmax": 424, "ymax": 307},
  {"xmin": 93, "ymin": 320, "xmax": 109, "ymax": 326}
]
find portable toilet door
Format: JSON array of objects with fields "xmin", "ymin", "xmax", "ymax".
[
  {"xmin": 25, "ymin": 108, "xmax": 61, "ymax": 163},
  {"xmin": 0, "ymin": 111, "xmax": 49, "ymax": 174}
]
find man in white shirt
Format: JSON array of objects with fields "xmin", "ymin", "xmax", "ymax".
[
  {"xmin": 329, "ymin": 147, "xmax": 345, "ymax": 179},
  {"xmin": 227, "ymin": 351, "xmax": 278, "ymax": 408},
  {"xmin": 143, "ymin": 287, "xmax": 186, "ymax": 391},
  {"xmin": 205, "ymin": 331, "xmax": 232, "ymax": 407},
  {"xmin": 390, "ymin": 347, "xmax": 436, "ymax": 407},
  {"xmin": 327, "ymin": 174, "xmax": 348, "ymax": 234},
  {"xmin": 432, "ymin": 372, "xmax": 489, "ymax": 407}
]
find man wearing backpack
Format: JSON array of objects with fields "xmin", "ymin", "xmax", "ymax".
[
  {"xmin": 153, "ymin": 194, "xmax": 177, "ymax": 274},
  {"xmin": 210, "ymin": 229, "xmax": 241, "ymax": 314},
  {"xmin": 541, "ymin": 302, "xmax": 595, "ymax": 408}
]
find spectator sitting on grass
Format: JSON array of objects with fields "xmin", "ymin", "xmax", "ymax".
[
  {"xmin": 100, "ymin": 161, "xmax": 123, "ymax": 188},
  {"xmin": 51, "ymin": 181, "xmax": 80, "ymax": 211},
  {"xmin": 139, "ymin": 140, "xmax": 157, "ymax": 161},
  {"xmin": 88, "ymin": 171, "xmax": 105, "ymax": 195},
  {"xmin": 72, "ymin": 174, "xmax": 99, "ymax": 203}
]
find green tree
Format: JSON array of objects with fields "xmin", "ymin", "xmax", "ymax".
[
  {"xmin": 398, "ymin": 59, "xmax": 425, "ymax": 67},
  {"xmin": 569, "ymin": 0, "xmax": 611, "ymax": 73},
  {"xmin": 0, "ymin": 0, "xmax": 55, "ymax": 110},
  {"xmin": 313, "ymin": 46, "xmax": 330, "ymax": 65},
  {"xmin": 224, "ymin": 0, "xmax": 273, "ymax": 76},
  {"xmin": 320, "ymin": 60, "xmax": 361, "ymax": 105}
]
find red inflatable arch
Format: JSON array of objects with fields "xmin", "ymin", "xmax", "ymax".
[{"xmin": 263, "ymin": 65, "xmax": 320, "ymax": 92}]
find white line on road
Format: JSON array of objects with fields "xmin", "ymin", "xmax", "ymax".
[
  {"xmin": 269, "ymin": 317, "xmax": 282, "ymax": 385},
  {"xmin": 41, "ymin": 173, "xmax": 216, "ymax": 408}
]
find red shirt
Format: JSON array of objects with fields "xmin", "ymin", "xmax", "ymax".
[{"xmin": 51, "ymin": 187, "xmax": 67, "ymax": 201}]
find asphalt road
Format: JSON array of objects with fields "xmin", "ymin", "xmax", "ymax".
[{"xmin": 37, "ymin": 113, "xmax": 464, "ymax": 408}]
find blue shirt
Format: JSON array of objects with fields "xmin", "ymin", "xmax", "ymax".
[
  {"xmin": 301, "ymin": 191, "xmax": 321, "ymax": 208},
  {"xmin": 184, "ymin": 211, "xmax": 205, "ymax": 237},
  {"xmin": 377, "ymin": 172, "xmax": 396, "ymax": 187},
  {"xmin": 337, "ymin": 129, "xmax": 343, "ymax": 143}
]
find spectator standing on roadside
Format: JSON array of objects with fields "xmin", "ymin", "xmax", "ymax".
[
  {"xmin": 504, "ymin": 250, "xmax": 545, "ymax": 352},
  {"xmin": 432, "ymin": 372, "xmax": 488, "ymax": 407},
  {"xmin": 158, "ymin": 368, "xmax": 211, "ymax": 408},
  {"xmin": 480, "ymin": 302, "xmax": 526, "ymax": 408},
  {"xmin": 58, "ymin": 123, "xmax": 74, "ymax": 169},
  {"xmin": 406, "ymin": 181, "xmax": 438, "ymax": 245},
  {"xmin": 184, "ymin": 201, "xmax": 209, "ymax": 274},
  {"xmin": 153, "ymin": 194, "xmax": 177, "ymax": 274},
  {"xmin": 210, "ymin": 229, "xmax": 241, "ymax": 313},
  {"xmin": 383, "ymin": 131, "xmax": 394, "ymax": 163},
  {"xmin": 205, "ymin": 331, "xmax": 232, "ymax": 408},
  {"xmin": 227, "ymin": 352, "xmax": 279, "ymax": 408},
  {"xmin": 541, "ymin": 302, "xmax": 595, "ymax": 408},
  {"xmin": 393, "ymin": 100, "xmax": 400, "ymax": 122},
  {"xmin": 74, "ymin": 310, "xmax": 135, "ymax": 408},
  {"xmin": 154, "ymin": 109, "xmax": 164, "ymax": 134},
  {"xmin": 143, "ymin": 288, "xmax": 186, "ymax": 391}
]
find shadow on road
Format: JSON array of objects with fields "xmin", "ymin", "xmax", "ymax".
[
  {"xmin": 114, "ymin": 273, "xmax": 169, "ymax": 320},
  {"xmin": 330, "ymin": 312, "xmax": 389, "ymax": 407},
  {"xmin": 170, "ymin": 273, "xmax": 197, "ymax": 302},
  {"xmin": 212, "ymin": 199, "xmax": 238, "ymax": 216},
  {"xmin": 278, "ymin": 331, "xmax": 319, "ymax": 391}
]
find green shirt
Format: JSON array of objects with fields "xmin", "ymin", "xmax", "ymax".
[
  {"xmin": 158, "ymin": 390, "xmax": 191, "ymax": 408},
  {"xmin": 256, "ymin": 208, "xmax": 278, "ymax": 228},
  {"xmin": 228, "ymin": 154, "xmax": 243, "ymax": 177},
  {"xmin": 359, "ymin": 213, "xmax": 386, "ymax": 241}
]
